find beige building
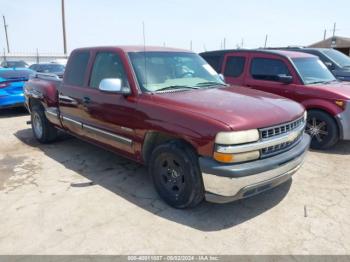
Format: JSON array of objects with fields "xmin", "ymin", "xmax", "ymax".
[{"xmin": 309, "ymin": 36, "xmax": 350, "ymax": 56}]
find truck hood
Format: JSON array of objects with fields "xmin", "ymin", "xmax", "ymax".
[
  {"xmin": 334, "ymin": 68, "xmax": 350, "ymax": 81},
  {"xmin": 310, "ymin": 81, "xmax": 350, "ymax": 99},
  {"xmin": 153, "ymin": 86, "xmax": 304, "ymax": 131}
]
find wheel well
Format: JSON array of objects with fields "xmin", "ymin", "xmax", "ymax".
[
  {"xmin": 142, "ymin": 132, "xmax": 197, "ymax": 164},
  {"xmin": 28, "ymin": 98, "xmax": 44, "ymax": 111}
]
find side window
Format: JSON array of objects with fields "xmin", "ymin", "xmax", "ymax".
[
  {"xmin": 64, "ymin": 51, "xmax": 90, "ymax": 86},
  {"xmin": 250, "ymin": 58, "xmax": 291, "ymax": 81},
  {"xmin": 89, "ymin": 52, "xmax": 129, "ymax": 89},
  {"xmin": 202, "ymin": 55, "xmax": 221, "ymax": 72},
  {"xmin": 224, "ymin": 56, "xmax": 246, "ymax": 77}
]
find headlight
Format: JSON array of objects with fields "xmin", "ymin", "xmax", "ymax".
[
  {"xmin": 214, "ymin": 129, "xmax": 260, "ymax": 163},
  {"xmin": 213, "ymin": 151, "xmax": 260, "ymax": 164},
  {"xmin": 215, "ymin": 129, "xmax": 259, "ymax": 145}
]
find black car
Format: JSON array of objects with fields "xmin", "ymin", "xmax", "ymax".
[
  {"xmin": 29, "ymin": 63, "xmax": 65, "ymax": 78},
  {"xmin": 1, "ymin": 60, "xmax": 29, "ymax": 68},
  {"xmin": 271, "ymin": 47, "xmax": 350, "ymax": 81}
]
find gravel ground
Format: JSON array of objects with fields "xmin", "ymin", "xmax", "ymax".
[{"xmin": 0, "ymin": 108, "xmax": 349, "ymax": 255}]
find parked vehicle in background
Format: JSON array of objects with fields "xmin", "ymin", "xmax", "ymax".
[
  {"xmin": 24, "ymin": 46, "xmax": 310, "ymax": 208},
  {"xmin": 0, "ymin": 68, "xmax": 35, "ymax": 109},
  {"xmin": 29, "ymin": 63, "xmax": 65, "ymax": 78},
  {"xmin": 200, "ymin": 49, "xmax": 350, "ymax": 149},
  {"xmin": 51, "ymin": 59, "xmax": 68, "ymax": 65},
  {"xmin": 268, "ymin": 47, "xmax": 350, "ymax": 81},
  {"xmin": 1, "ymin": 60, "xmax": 29, "ymax": 68}
]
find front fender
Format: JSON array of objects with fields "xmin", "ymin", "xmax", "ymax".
[
  {"xmin": 301, "ymin": 99, "xmax": 342, "ymax": 116},
  {"xmin": 143, "ymin": 119, "xmax": 214, "ymax": 157}
]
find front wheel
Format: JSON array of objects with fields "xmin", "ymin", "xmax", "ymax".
[
  {"xmin": 306, "ymin": 110, "xmax": 339, "ymax": 149},
  {"xmin": 31, "ymin": 105, "xmax": 58, "ymax": 143},
  {"xmin": 149, "ymin": 141, "xmax": 204, "ymax": 208}
]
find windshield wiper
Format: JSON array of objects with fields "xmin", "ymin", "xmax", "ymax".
[
  {"xmin": 309, "ymin": 80, "xmax": 338, "ymax": 84},
  {"xmin": 195, "ymin": 81, "xmax": 227, "ymax": 87},
  {"xmin": 155, "ymin": 85, "xmax": 199, "ymax": 92},
  {"xmin": 309, "ymin": 81, "xmax": 327, "ymax": 84}
]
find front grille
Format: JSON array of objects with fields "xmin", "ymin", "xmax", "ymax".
[
  {"xmin": 260, "ymin": 117, "xmax": 304, "ymax": 139},
  {"xmin": 260, "ymin": 117, "xmax": 305, "ymax": 157}
]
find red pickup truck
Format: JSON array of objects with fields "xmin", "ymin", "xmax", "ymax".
[
  {"xmin": 24, "ymin": 46, "xmax": 310, "ymax": 208},
  {"xmin": 201, "ymin": 49, "xmax": 350, "ymax": 149}
]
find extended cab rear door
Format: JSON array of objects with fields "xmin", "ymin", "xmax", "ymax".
[
  {"xmin": 244, "ymin": 53, "xmax": 299, "ymax": 100},
  {"xmin": 58, "ymin": 50, "xmax": 91, "ymax": 137}
]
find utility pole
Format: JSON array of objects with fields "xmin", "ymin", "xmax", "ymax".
[
  {"xmin": 332, "ymin": 22, "xmax": 336, "ymax": 37},
  {"xmin": 61, "ymin": 0, "xmax": 67, "ymax": 55},
  {"xmin": 2, "ymin": 15, "xmax": 10, "ymax": 53},
  {"xmin": 223, "ymin": 38, "xmax": 226, "ymax": 49},
  {"xmin": 323, "ymin": 29, "xmax": 327, "ymax": 40},
  {"xmin": 190, "ymin": 40, "xmax": 192, "ymax": 51},
  {"xmin": 264, "ymin": 34, "xmax": 268, "ymax": 48},
  {"xmin": 36, "ymin": 48, "xmax": 39, "ymax": 63},
  {"xmin": 142, "ymin": 21, "xmax": 146, "ymax": 47}
]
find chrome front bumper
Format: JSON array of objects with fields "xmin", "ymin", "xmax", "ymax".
[
  {"xmin": 199, "ymin": 134, "xmax": 310, "ymax": 203},
  {"xmin": 336, "ymin": 101, "xmax": 350, "ymax": 141}
]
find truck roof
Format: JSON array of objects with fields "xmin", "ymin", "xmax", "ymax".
[
  {"xmin": 200, "ymin": 49, "xmax": 316, "ymax": 59},
  {"xmin": 73, "ymin": 46, "xmax": 191, "ymax": 53}
]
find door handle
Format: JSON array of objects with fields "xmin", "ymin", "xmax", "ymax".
[{"xmin": 83, "ymin": 96, "xmax": 90, "ymax": 104}]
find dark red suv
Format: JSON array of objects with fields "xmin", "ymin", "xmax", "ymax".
[{"xmin": 201, "ymin": 49, "xmax": 350, "ymax": 149}]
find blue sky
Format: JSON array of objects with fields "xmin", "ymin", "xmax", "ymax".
[{"xmin": 1, "ymin": 0, "xmax": 349, "ymax": 54}]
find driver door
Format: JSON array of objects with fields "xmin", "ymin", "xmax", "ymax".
[
  {"xmin": 80, "ymin": 51, "xmax": 138, "ymax": 155},
  {"xmin": 245, "ymin": 55, "xmax": 297, "ymax": 100}
]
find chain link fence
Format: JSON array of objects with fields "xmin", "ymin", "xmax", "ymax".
[{"xmin": 1, "ymin": 50, "xmax": 68, "ymax": 65}]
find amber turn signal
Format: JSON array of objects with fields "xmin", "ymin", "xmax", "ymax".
[
  {"xmin": 213, "ymin": 151, "xmax": 260, "ymax": 164},
  {"xmin": 335, "ymin": 100, "xmax": 345, "ymax": 109},
  {"xmin": 213, "ymin": 152, "xmax": 234, "ymax": 163}
]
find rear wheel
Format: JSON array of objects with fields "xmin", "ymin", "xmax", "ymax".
[
  {"xmin": 31, "ymin": 105, "xmax": 58, "ymax": 143},
  {"xmin": 306, "ymin": 110, "xmax": 339, "ymax": 149},
  {"xmin": 149, "ymin": 141, "xmax": 204, "ymax": 208}
]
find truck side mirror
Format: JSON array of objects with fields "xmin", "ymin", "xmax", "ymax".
[
  {"xmin": 99, "ymin": 78, "xmax": 131, "ymax": 94},
  {"xmin": 277, "ymin": 74, "xmax": 293, "ymax": 84},
  {"xmin": 324, "ymin": 62, "xmax": 335, "ymax": 70}
]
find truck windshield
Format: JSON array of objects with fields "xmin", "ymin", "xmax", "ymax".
[
  {"xmin": 322, "ymin": 49, "xmax": 350, "ymax": 68},
  {"xmin": 292, "ymin": 57, "xmax": 336, "ymax": 85},
  {"xmin": 128, "ymin": 52, "xmax": 225, "ymax": 92}
]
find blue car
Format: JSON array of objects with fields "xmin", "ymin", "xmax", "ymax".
[{"xmin": 0, "ymin": 68, "xmax": 35, "ymax": 109}]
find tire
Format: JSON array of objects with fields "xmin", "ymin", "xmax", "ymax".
[
  {"xmin": 31, "ymin": 104, "xmax": 58, "ymax": 143},
  {"xmin": 306, "ymin": 110, "xmax": 339, "ymax": 149},
  {"xmin": 149, "ymin": 140, "xmax": 204, "ymax": 208}
]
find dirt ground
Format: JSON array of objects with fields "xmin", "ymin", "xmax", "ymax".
[{"xmin": 0, "ymin": 108, "xmax": 349, "ymax": 255}]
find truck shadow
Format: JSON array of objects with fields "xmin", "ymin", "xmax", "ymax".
[
  {"xmin": 312, "ymin": 141, "xmax": 350, "ymax": 155},
  {"xmin": 0, "ymin": 107, "xmax": 28, "ymax": 118},
  {"xmin": 14, "ymin": 128, "xmax": 291, "ymax": 232}
]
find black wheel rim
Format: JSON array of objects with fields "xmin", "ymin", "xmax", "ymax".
[
  {"xmin": 306, "ymin": 117, "xmax": 329, "ymax": 143},
  {"xmin": 156, "ymin": 153, "xmax": 186, "ymax": 198}
]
